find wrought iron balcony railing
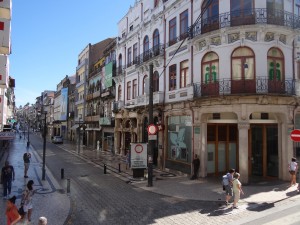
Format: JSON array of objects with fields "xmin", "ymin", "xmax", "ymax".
[
  {"xmin": 126, "ymin": 44, "xmax": 164, "ymax": 68},
  {"xmin": 193, "ymin": 77, "xmax": 296, "ymax": 98},
  {"xmin": 188, "ymin": 8, "xmax": 300, "ymax": 39}
]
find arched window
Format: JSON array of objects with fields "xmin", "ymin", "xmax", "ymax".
[
  {"xmin": 267, "ymin": 48, "xmax": 284, "ymax": 81},
  {"xmin": 202, "ymin": 52, "xmax": 219, "ymax": 83},
  {"xmin": 153, "ymin": 29, "xmax": 160, "ymax": 55},
  {"xmin": 118, "ymin": 85, "xmax": 122, "ymax": 101},
  {"xmin": 143, "ymin": 36, "xmax": 150, "ymax": 61},
  {"xmin": 153, "ymin": 71, "xmax": 159, "ymax": 92},
  {"xmin": 231, "ymin": 47, "xmax": 255, "ymax": 93},
  {"xmin": 201, "ymin": 0, "xmax": 219, "ymax": 33},
  {"xmin": 143, "ymin": 75, "xmax": 148, "ymax": 94},
  {"xmin": 118, "ymin": 54, "xmax": 122, "ymax": 74}
]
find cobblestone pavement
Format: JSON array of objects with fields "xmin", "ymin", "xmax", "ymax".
[{"xmin": 1, "ymin": 134, "xmax": 300, "ymax": 225}]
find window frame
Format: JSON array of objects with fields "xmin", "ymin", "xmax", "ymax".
[
  {"xmin": 180, "ymin": 60, "xmax": 189, "ymax": 88},
  {"xmin": 267, "ymin": 47, "xmax": 284, "ymax": 81},
  {"xmin": 118, "ymin": 85, "xmax": 122, "ymax": 101},
  {"xmin": 180, "ymin": 10, "xmax": 189, "ymax": 40},
  {"xmin": 231, "ymin": 46, "xmax": 255, "ymax": 80},
  {"xmin": 202, "ymin": 52, "xmax": 219, "ymax": 83},
  {"xmin": 169, "ymin": 64, "xmax": 177, "ymax": 91},
  {"xmin": 133, "ymin": 43, "xmax": 138, "ymax": 64},
  {"xmin": 132, "ymin": 79, "xmax": 137, "ymax": 99},
  {"xmin": 143, "ymin": 75, "xmax": 148, "ymax": 95},
  {"xmin": 127, "ymin": 81, "xmax": 131, "ymax": 100},
  {"xmin": 153, "ymin": 71, "xmax": 159, "ymax": 92},
  {"xmin": 169, "ymin": 17, "xmax": 177, "ymax": 46},
  {"xmin": 127, "ymin": 47, "xmax": 132, "ymax": 67}
]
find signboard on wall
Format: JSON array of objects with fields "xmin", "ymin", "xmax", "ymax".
[
  {"xmin": 104, "ymin": 62, "xmax": 113, "ymax": 88},
  {"xmin": 60, "ymin": 88, "xmax": 68, "ymax": 121},
  {"xmin": 130, "ymin": 143, "xmax": 147, "ymax": 169}
]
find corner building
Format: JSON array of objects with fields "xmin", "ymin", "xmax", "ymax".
[{"xmin": 115, "ymin": 0, "xmax": 300, "ymax": 184}]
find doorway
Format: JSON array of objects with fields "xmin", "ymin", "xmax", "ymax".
[
  {"xmin": 207, "ymin": 124, "xmax": 238, "ymax": 175},
  {"xmin": 250, "ymin": 124, "xmax": 278, "ymax": 177}
]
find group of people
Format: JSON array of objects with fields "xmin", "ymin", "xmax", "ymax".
[{"xmin": 1, "ymin": 151, "xmax": 48, "ymax": 225}]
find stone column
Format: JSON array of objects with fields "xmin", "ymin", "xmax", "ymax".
[{"xmin": 238, "ymin": 122, "xmax": 250, "ymax": 184}]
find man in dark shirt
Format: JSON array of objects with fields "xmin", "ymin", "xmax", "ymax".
[
  {"xmin": 1, "ymin": 161, "xmax": 15, "ymax": 199},
  {"xmin": 191, "ymin": 154, "xmax": 200, "ymax": 180},
  {"xmin": 23, "ymin": 152, "xmax": 31, "ymax": 178}
]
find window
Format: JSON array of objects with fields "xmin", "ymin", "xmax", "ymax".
[
  {"xmin": 169, "ymin": 64, "xmax": 177, "ymax": 91},
  {"xmin": 143, "ymin": 75, "xmax": 148, "ymax": 94},
  {"xmin": 118, "ymin": 85, "xmax": 122, "ymax": 101},
  {"xmin": 180, "ymin": 10, "xmax": 188, "ymax": 40},
  {"xmin": 201, "ymin": 0, "xmax": 219, "ymax": 32},
  {"xmin": 118, "ymin": 54, "xmax": 122, "ymax": 74},
  {"xmin": 154, "ymin": 0, "xmax": 159, "ymax": 8},
  {"xmin": 127, "ymin": 81, "xmax": 131, "ymax": 100},
  {"xmin": 132, "ymin": 79, "xmax": 137, "ymax": 99},
  {"xmin": 129, "ymin": 25, "xmax": 133, "ymax": 31},
  {"xmin": 231, "ymin": 0, "xmax": 254, "ymax": 16},
  {"xmin": 180, "ymin": 60, "xmax": 189, "ymax": 88},
  {"xmin": 267, "ymin": 0, "xmax": 284, "ymax": 25},
  {"xmin": 0, "ymin": 22, "xmax": 4, "ymax": 31},
  {"xmin": 153, "ymin": 29, "xmax": 160, "ymax": 47},
  {"xmin": 231, "ymin": 47, "xmax": 255, "ymax": 80},
  {"xmin": 133, "ymin": 43, "xmax": 138, "ymax": 64},
  {"xmin": 202, "ymin": 52, "xmax": 219, "ymax": 83},
  {"xmin": 295, "ymin": 0, "xmax": 300, "ymax": 16},
  {"xmin": 267, "ymin": 0, "xmax": 283, "ymax": 11},
  {"xmin": 153, "ymin": 71, "xmax": 159, "ymax": 92},
  {"xmin": 267, "ymin": 48, "xmax": 284, "ymax": 81},
  {"xmin": 169, "ymin": 17, "xmax": 177, "ymax": 46},
  {"xmin": 127, "ymin": 47, "xmax": 132, "ymax": 67}
]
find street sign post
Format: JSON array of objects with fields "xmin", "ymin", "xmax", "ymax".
[{"xmin": 290, "ymin": 129, "xmax": 300, "ymax": 142}]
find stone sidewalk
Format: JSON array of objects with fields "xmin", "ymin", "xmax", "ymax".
[
  {"xmin": 61, "ymin": 140, "xmax": 300, "ymax": 206},
  {"xmin": 0, "ymin": 137, "xmax": 70, "ymax": 225}
]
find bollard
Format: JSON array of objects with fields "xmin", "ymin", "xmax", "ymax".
[
  {"xmin": 67, "ymin": 179, "xmax": 71, "ymax": 193},
  {"xmin": 104, "ymin": 164, "xmax": 107, "ymax": 174},
  {"xmin": 61, "ymin": 168, "xmax": 64, "ymax": 179},
  {"xmin": 118, "ymin": 163, "xmax": 121, "ymax": 173}
]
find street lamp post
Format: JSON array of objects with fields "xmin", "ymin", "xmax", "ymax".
[
  {"xmin": 148, "ymin": 63, "xmax": 154, "ymax": 187},
  {"xmin": 27, "ymin": 119, "xmax": 30, "ymax": 148},
  {"xmin": 77, "ymin": 114, "xmax": 82, "ymax": 153},
  {"xmin": 42, "ymin": 111, "xmax": 47, "ymax": 180}
]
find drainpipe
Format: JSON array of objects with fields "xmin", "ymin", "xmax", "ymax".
[{"xmin": 191, "ymin": 0, "xmax": 194, "ymax": 84}]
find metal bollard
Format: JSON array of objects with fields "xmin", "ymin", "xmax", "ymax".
[
  {"xmin": 118, "ymin": 163, "xmax": 121, "ymax": 173},
  {"xmin": 104, "ymin": 164, "xmax": 107, "ymax": 174},
  {"xmin": 61, "ymin": 168, "xmax": 64, "ymax": 179},
  {"xmin": 67, "ymin": 179, "xmax": 71, "ymax": 193}
]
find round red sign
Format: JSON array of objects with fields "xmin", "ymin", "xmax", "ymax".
[
  {"xmin": 147, "ymin": 124, "xmax": 158, "ymax": 135},
  {"xmin": 134, "ymin": 144, "xmax": 143, "ymax": 153},
  {"xmin": 290, "ymin": 129, "xmax": 300, "ymax": 142}
]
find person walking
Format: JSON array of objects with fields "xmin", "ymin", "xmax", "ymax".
[
  {"xmin": 288, "ymin": 157, "xmax": 298, "ymax": 187},
  {"xmin": 23, "ymin": 152, "xmax": 31, "ymax": 178},
  {"xmin": 232, "ymin": 172, "xmax": 244, "ymax": 209},
  {"xmin": 1, "ymin": 161, "xmax": 15, "ymax": 199},
  {"xmin": 224, "ymin": 168, "xmax": 235, "ymax": 205},
  {"xmin": 191, "ymin": 154, "xmax": 200, "ymax": 180},
  {"xmin": 5, "ymin": 196, "xmax": 21, "ymax": 225},
  {"xmin": 21, "ymin": 180, "xmax": 35, "ymax": 223},
  {"xmin": 125, "ymin": 151, "xmax": 130, "ymax": 170}
]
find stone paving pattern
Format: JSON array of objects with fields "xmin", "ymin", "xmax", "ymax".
[{"xmin": 0, "ymin": 133, "xmax": 300, "ymax": 225}]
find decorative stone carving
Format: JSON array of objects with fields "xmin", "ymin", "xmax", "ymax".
[
  {"xmin": 211, "ymin": 36, "xmax": 221, "ymax": 46},
  {"xmin": 245, "ymin": 32, "xmax": 257, "ymax": 42},
  {"xmin": 279, "ymin": 34, "xmax": 286, "ymax": 44},
  {"xmin": 238, "ymin": 122, "xmax": 250, "ymax": 130},
  {"xmin": 265, "ymin": 32, "xmax": 275, "ymax": 42},
  {"xmin": 258, "ymin": 95, "xmax": 269, "ymax": 105},
  {"xmin": 199, "ymin": 40, "xmax": 206, "ymax": 51},
  {"xmin": 228, "ymin": 33, "xmax": 240, "ymax": 44}
]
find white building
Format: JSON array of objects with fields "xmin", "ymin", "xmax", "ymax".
[{"xmin": 0, "ymin": 0, "xmax": 12, "ymax": 130}]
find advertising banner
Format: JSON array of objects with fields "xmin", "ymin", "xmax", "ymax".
[
  {"xmin": 130, "ymin": 143, "xmax": 147, "ymax": 169},
  {"xmin": 60, "ymin": 88, "xmax": 68, "ymax": 121},
  {"xmin": 104, "ymin": 62, "xmax": 113, "ymax": 88}
]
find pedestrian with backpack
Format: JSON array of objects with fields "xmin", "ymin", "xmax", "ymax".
[{"xmin": 223, "ymin": 168, "xmax": 235, "ymax": 205}]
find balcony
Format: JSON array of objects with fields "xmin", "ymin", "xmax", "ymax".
[
  {"xmin": 116, "ymin": 66, "xmax": 125, "ymax": 76},
  {"xmin": 127, "ymin": 44, "xmax": 164, "ymax": 68},
  {"xmin": 136, "ymin": 92, "xmax": 164, "ymax": 106},
  {"xmin": 193, "ymin": 77, "xmax": 296, "ymax": 98},
  {"xmin": 113, "ymin": 101, "xmax": 124, "ymax": 113},
  {"xmin": 101, "ymin": 86, "xmax": 116, "ymax": 98},
  {"xmin": 99, "ymin": 117, "xmax": 112, "ymax": 125},
  {"xmin": 189, "ymin": 8, "xmax": 300, "ymax": 39}
]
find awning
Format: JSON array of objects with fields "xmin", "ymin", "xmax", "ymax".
[{"xmin": 71, "ymin": 124, "xmax": 79, "ymax": 130}]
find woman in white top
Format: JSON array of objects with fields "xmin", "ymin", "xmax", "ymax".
[
  {"xmin": 289, "ymin": 157, "xmax": 298, "ymax": 187},
  {"xmin": 232, "ymin": 172, "xmax": 244, "ymax": 209}
]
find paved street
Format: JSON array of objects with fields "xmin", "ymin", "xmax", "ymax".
[{"xmin": 1, "ymin": 133, "xmax": 300, "ymax": 224}]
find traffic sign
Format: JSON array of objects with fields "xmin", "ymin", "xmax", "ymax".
[
  {"xmin": 290, "ymin": 129, "xmax": 300, "ymax": 142},
  {"xmin": 147, "ymin": 124, "xmax": 158, "ymax": 135}
]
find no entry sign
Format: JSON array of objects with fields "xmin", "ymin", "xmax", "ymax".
[{"xmin": 290, "ymin": 129, "xmax": 300, "ymax": 142}]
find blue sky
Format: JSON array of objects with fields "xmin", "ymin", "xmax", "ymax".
[{"xmin": 10, "ymin": 1, "xmax": 135, "ymax": 107}]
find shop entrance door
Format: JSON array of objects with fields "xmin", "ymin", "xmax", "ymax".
[
  {"xmin": 250, "ymin": 124, "xmax": 278, "ymax": 177},
  {"xmin": 207, "ymin": 124, "xmax": 238, "ymax": 175}
]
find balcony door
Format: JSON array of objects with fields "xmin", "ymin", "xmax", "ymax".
[
  {"xmin": 231, "ymin": 47, "xmax": 256, "ymax": 94},
  {"xmin": 230, "ymin": 0, "xmax": 255, "ymax": 26}
]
